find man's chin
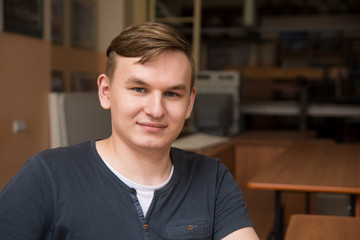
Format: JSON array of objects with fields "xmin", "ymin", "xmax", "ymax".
[
  {"xmin": 131, "ymin": 130, "xmax": 180, "ymax": 151},
  {"xmin": 133, "ymin": 137, "xmax": 171, "ymax": 151}
]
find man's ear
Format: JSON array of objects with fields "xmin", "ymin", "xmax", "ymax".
[
  {"xmin": 185, "ymin": 87, "xmax": 196, "ymax": 119},
  {"xmin": 97, "ymin": 74, "xmax": 111, "ymax": 110}
]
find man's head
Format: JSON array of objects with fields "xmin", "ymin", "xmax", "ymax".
[
  {"xmin": 105, "ymin": 22, "xmax": 195, "ymax": 89},
  {"xmin": 98, "ymin": 22, "xmax": 196, "ymax": 152}
]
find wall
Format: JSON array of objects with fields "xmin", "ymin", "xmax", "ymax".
[
  {"xmin": 0, "ymin": 0, "xmax": 126, "ymax": 190},
  {"xmin": 51, "ymin": 0, "xmax": 126, "ymax": 90},
  {"xmin": 0, "ymin": 40, "xmax": 107, "ymax": 190},
  {"xmin": 97, "ymin": 0, "xmax": 127, "ymax": 52},
  {"xmin": 0, "ymin": 33, "xmax": 51, "ymax": 189},
  {"xmin": 51, "ymin": 45, "xmax": 106, "ymax": 91}
]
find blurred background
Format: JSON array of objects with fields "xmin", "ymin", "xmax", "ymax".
[{"xmin": 0, "ymin": 0, "xmax": 359, "ymax": 190}]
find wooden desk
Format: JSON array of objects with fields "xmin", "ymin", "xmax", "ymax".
[
  {"xmin": 285, "ymin": 214, "xmax": 360, "ymax": 240},
  {"xmin": 177, "ymin": 131, "xmax": 316, "ymax": 240},
  {"xmin": 173, "ymin": 133, "xmax": 236, "ymax": 174},
  {"xmin": 195, "ymin": 136, "xmax": 237, "ymax": 173},
  {"xmin": 234, "ymin": 130, "xmax": 315, "ymax": 190},
  {"xmin": 248, "ymin": 140, "xmax": 360, "ymax": 240}
]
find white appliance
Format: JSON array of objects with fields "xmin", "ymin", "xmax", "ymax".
[
  {"xmin": 191, "ymin": 70, "xmax": 241, "ymax": 136},
  {"xmin": 49, "ymin": 92, "xmax": 111, "ymax": 148}
]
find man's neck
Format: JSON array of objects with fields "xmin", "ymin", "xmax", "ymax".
[{"xmin": 95, "ymin": 137, "xmax": 173, "ymax": 186}]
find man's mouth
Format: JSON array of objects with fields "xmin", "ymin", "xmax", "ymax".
[{"xmin": 137, "ymin": 122, "xmax": 167, "ymax": 132}]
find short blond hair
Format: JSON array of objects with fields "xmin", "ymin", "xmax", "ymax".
[{"xmin": 105, "ymin": 22, "xmax": 195, "ymax": 89}]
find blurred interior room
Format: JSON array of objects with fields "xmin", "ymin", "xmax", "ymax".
[{"xmin": 1, "ymin": 0, "xmax": 359, "ymax": 239}]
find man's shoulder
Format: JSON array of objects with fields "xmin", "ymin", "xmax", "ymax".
[
  {"xmin": 33, "ymin": 141, "xmax": 95, "ymax": 167},
  {"xmin": 170, "ymin": 147, "xmax": 225, "ymax": 176},
  {"xmin": 23, "ymin": 141, "xmax": 100, "ymax": 181},
  {"xmin": 170, "ymin": 147, "xmax": 220, "ymax": 164},
  {"xmin": 39, "ymin": 141, "xmax": 92, "ymax": 156}
]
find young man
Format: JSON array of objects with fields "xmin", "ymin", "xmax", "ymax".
[{"xmin": 0, "ymin": 22, "xmax": 259, "ymax": 239}]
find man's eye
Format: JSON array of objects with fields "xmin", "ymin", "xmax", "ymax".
[
  {"xmin": 133, "ymin": 87, "xmax": 146, "ymax": 93},
  {"xmin": 165, "ymin": 92, "xmax": 179, "ymax": 97}
]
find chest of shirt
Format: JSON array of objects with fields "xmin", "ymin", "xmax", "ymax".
[{"xmin": 51, "ymin": 181, "xmax": 215, "ymax": 240}]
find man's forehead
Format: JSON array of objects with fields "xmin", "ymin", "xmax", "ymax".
[{"xmin": 112, "ymin": 52, "xmax": 192, "ymax": 87}]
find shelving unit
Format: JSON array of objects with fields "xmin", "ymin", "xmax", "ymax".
[
  {"xmin": 276, "ymin": 30, "xmax": 353, "ymax": 67},
  {"xmin": 148, "ymin": 0, "xmax": 202, "ymax": 71}
]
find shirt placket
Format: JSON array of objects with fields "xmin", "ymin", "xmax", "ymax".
[{"xmin": 129, "ymin": 188, "xmax": 152, "ymax": 240}]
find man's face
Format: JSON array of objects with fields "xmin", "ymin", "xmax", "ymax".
[{"xmin": 98, "ymin": 50, "xmax": 196, "ymax": 152}]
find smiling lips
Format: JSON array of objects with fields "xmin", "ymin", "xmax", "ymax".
[{"xmin": 137, "ymin": 122, "xmax": 167, "ymax": 132}]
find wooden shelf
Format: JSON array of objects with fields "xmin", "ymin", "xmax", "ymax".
[
  {"xmin": 155, "ymin": 17, "xmax": 195, "ymax": 24},
  {"xmin": 149, "ymin": 0, "xmax": 202, "ymax": 71},
  {"xmin": 242, "ymin": 100, "xmax": 360, "ymax": 118},
  {"xmin": 277, "ymin": 34, "xmax": 354, "ymax": 67}
]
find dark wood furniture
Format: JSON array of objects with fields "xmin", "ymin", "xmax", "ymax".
[
  {"xmin": 285, "ymin": 214, "xmax": 360, "ymax": 240},
  {"xmin": 248, "ymin": 140, "xmax": 360, "ymax": 240}
]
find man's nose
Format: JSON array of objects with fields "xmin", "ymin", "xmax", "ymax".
[{"xmin": 144, "ymin": 93, "xmax": 165, "ymax": 118}]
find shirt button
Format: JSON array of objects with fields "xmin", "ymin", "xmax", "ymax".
[
  {"xmin": 143, "ymin": 224, "xmax": 149, "ymax": 230},
  {"xmin": 188, "ymin": 225, "xmax": 194, "ymax": 231}
]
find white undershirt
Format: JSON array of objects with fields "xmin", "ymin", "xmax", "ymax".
[{"xmin": 102, "ymin": 159, "xmax": 174, "ymax": 217}]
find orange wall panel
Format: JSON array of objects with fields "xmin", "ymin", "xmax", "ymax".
[{"xmin": 0, "ymin": 33, "xmax": 51, "ymax": 189}]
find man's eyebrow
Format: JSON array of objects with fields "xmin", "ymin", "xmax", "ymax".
[
  {"xmin": 124, "ymin": 77, "xmax": 149, "ymax": 86},
  {"xmin": 168, "ymin": 84, "xmax": 187, "ymax": 92},
  {"xmin": 125, "ymin": 77, "xmax": 188, "ymax": 92}
]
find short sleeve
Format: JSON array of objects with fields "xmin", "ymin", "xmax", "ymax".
[
  {"xmin": 0, "ymin": 156, "xmax": 53, "ymax": 240},
  {"xmin": 213, "ymin": 162, "xmax": 253, "ymax": 240}
]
